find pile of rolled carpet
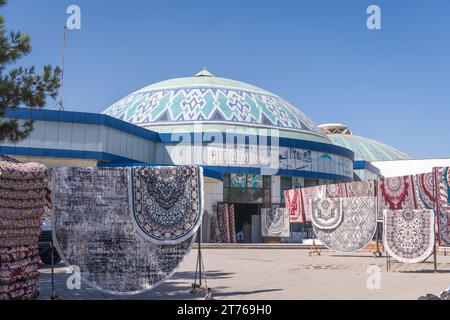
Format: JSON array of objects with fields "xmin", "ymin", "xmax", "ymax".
[{"xmin": 0, "ymin": 156, "xmax": 50, "ymax": 300}]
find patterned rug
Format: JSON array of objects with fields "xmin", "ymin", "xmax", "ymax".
[
  {"xmin": 413, "ymin": 172, "xmax": 435, "ymax": 210},
  {"xmin": 0, "ymin": 217, "xmax": 41, "ymax": 229},
  {"xmin": 284, "ymin": 189, "xmax": 303, "ymax": 223},
  {"xmin": 242, "ymin": 224, "xmax": 252, "ymax": 243},
  {"xmin": 383, "ymin": 209, "xmax": 435, "ymax": 263},
  {"xmin": 0, "ymin": 208, "xmax": 45, "ymax": 220},
  {"xmin": 301, "ymin": 186, "xmax": 324, "ymax": 222},
  {"xmin": 228, "ymin": 204, "xmax": 236, "ymax": 243},
  {"xmin": 0, "ymin": 245, "xmax": 39, "ymax": 263},
  {"xmin": 217, "ymin": 204, "xmax": 230, "ymax": 243},
  {"xmin": 310, "ymin": 198, "xmax": 342, "ymax": 230},
  {"xmin": 325, "ymin": 183, "xmax": 347, "ymax": 198},
  {"xmin": 261, "ymin": 208, "xmax": 290, "ymax": 237},
  {"xmin": 52, "ymin": 167, "xmax": 195, "ymax": 295},
  {"xmin": 378, "ymin": 175, "xmax": 416, "ymax": 221},
  {"xmin": 435, "ymin": 167, "xmax": 450, "ymax": 247},
  {"xmin": 314, "ymin": 197, "xmax": 377, "ymax": 253},
  {"xmin": 208, "ymin": 214, "xmax": 220, "ymax": 243},
  {"xmin": 0, "ymin": 161, "xmax": 49, "ymax": 180},
  {"xmin": 346, "ymin": 180, "xmax": 376, "ymax": 198},
  {"xmin": 130, "ymin": 166, "xmax": 203, "ymax": 244}
]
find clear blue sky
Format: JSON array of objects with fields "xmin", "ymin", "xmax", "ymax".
[{"xmin": 3, "ymin": 0, "xmax": 450, "ymax": 159}]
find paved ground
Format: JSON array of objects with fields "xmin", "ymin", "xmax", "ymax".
[{"xmin": 38, "ymin": 248, "xmax": 450, "ymax": 300}]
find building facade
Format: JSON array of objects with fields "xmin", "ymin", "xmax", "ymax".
[{"xmin": 2, "ymin": 70, "xmax": 419, "ymax": 243}]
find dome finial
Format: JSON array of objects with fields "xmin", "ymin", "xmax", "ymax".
[
  {"xmin": 318, "ymin": 123, "xmax": 352, "ymax": 135},
  {"xmin": 194, "ymin": 68, "xmax": 214, "ymax": 77}
]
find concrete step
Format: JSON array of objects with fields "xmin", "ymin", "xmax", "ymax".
[{"xmin": 194, "ymin": 243, "xmax": 325, "ymax": 250}]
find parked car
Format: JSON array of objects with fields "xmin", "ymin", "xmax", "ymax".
[{"xmin": 38, "ymin": 218, "xmax": 61, "ymax": 265}]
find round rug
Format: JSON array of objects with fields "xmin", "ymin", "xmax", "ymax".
[
  {"xmin": 261, "ymin": 208, "xmax": 290, "ymax": 237},
  {"xmin": 52, "ymin": 167, "xmax": 196, "ymax": 295},
  {"xmin": 310, "ymin": 198, "xmax": 342, "ymax": 230},
  {"xmin": 384, "ymin": 209, "xmax": 435, "ymax": 264},
  {"xmin": 130, "ymin": 166, "xmax": 203, "ymax": 244},
  {"xmin": 314, "ymin": 197, "xmax": 377, "ymax": 253}
]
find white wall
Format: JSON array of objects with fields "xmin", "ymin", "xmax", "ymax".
[
  {"xmin": 13, "ymin": 156, "xmax": 97, "ymax": 168},
  {"xmin": 3, "ymin": 119, "xmax": 156, "ymax": 163},
  {"xmin": 372, "ymin": 158, "xmax": 450, "ymax": 177},
  {"xmin": 202, "ymin": 177, "xmax": 223, "ymax": 242},
  {"xmin": 271, "ymin": 176, "xmax": 281, "ymax": 204}
]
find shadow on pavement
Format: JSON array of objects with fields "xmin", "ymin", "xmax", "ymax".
[{"xmin": 38, "ymin": 266, "xmax": 272, "ymax": 300}]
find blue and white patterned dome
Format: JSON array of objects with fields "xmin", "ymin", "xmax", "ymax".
[
  {"xmin": 102, "ymin": 69, "xmax": 326, "ymax": 139},
  {"xmin": 328, "ymin": 134, "xmax": 410, "ymax": 162},
  {"xmin": 319, "ymin": 124, "xmax": 410, "ymax": 161}
]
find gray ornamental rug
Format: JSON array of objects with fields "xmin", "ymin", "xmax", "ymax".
[
  {"xmin": 52, "ymin": 167, "xmax": 195, "ymax": 295},
  {"xmin": 383, "ymin": 209, "xmax": 435, "ymax": 264},
  {"xmin": 435, "ymin": 167, "xmax": 450, "ymax": 247},
  {"xmin": 314, "ymin": 197, "xmax": 377, "ymax": 253},
  {"xmin": 345, "ymin": 180, "xmax": 376, "ymax": 198},
  {"xmin": 131, "ymin": 166, "xmax": 204, "ymax": 244},
  {"xmin": 261, "ymin": 208, "xmax": 290, "ymax": 238},
  {"xmin": 310, "ymin": 198, "xmax": 342, "ymax": 230}
]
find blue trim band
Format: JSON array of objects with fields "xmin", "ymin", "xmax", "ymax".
[
  {"xmin": 160, "ymin": 133, "xmax": 354, "ymax": 160},
  {"xmin": 201, "ymin": 166, "xmax": 352, "ymax": 182},
  {"xmin": 354, "ymin": 160, "xmax": 381, "ymax": 176},
  {"xmin": 5, "ymin": 108, "xmax": 161, "ymax": 142},
  {"xmin": 98, "ymin": 163, "xmax": 352, "ymax": 182},
  {"xmin": 4, "ymin": 108, "xmax": 355, "ymax": 181},
  {"xmin": 2, "ymin": 145, "xmax": 352, "ymax": 182},
  {"xmin": 6, "ymin": 108, "xmax": 354, "ymax": 160},
  {"xmin": 0, "ymin": 146, "xmax": 140, "ymax": 163},
  {"xmin": 98, "ymin": 162, "xmax": 224, "ymax": 181}
]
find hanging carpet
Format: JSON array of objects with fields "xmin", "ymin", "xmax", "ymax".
[
  {"xmin": 284, "ymin": 189, "xmax": 303, "ymax": 223},
  {"xmin": 261, "ymin": 208, "xmax": 290, "ymax": 238},
  {"xmin": 130, "ymin": 166, "xmax": 203, "ymax": 244},
  {"xmin": 52, "ymin": 167, "xmax": 196, "ymax": 295},
  {"xmin": 314, "ymin": 197, "xmax": 377, "ymax": 253},
  {"xmin": 378, "ymin": 175, "xmax": 416, "ymax": 221},
  {"xmin": 413, "ymin": 172, "xmax": 436, "ymax": 210},
  {"xmin": 434, "ymin": 167, "xmax": 450, "ymax": 246},
  {"xmin": 383, "ymin": 209, "xmax": 435, "ymax": 263},
  {"xmin": 310, "ymin": 198, "xmax": 342, "ymax": 230}
]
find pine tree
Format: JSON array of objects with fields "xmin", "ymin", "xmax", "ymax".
[{"xmin": 0, "ymin": 0, "xmax": 61, "ymax": 143}]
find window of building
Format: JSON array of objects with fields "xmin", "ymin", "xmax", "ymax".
[
  {"xmin": 223, "ymin": 174, "xmax": 269, "ymax": 204},
  {"xmin": 280, "ymin": 176, "xmax": 292, "ymax": 204}
]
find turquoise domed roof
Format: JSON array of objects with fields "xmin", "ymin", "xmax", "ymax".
[
  {"xmin": 102, "ymin": 69, "xmax": 326, "ymax": 139},
  {"xmin": 328, "ymin": 133, "xmax": 410, "ymax": 162}
]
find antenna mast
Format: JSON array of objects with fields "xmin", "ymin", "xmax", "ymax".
[{"xmin": 58, "ymin": 25, "xmax": 67, "ymax": 111}]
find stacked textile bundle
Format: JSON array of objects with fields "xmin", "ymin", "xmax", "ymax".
[{"xmin": 0, "ymin": 157, "xmax": 50, "ymax": 300}]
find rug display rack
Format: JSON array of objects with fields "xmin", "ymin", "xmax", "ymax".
[
  {"xmin": 384, "ymin": 209, "xmax": 438, "ymax": 272},
  {"xmin": 308, "ymin": 231, "xmax": 321, "ymax": 256},
  {"xmin": 386, "ymin": 243, "xmax": 438, "ymax": 273},
  {"xmin": 189, "ymin": 224, "xmax": 213, "ymax": 299},
  {"xmin": 284, "ymin": 168, "xmax": 450, "ymax": 271}
]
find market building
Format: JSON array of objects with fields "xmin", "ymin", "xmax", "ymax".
[
  {"xmin": 0, "ymin": 69, "xmax": 423, "ymax": 243},
  {"xmin": 319, "ymin": 123, "xmax": 450, "ymax": 179}
]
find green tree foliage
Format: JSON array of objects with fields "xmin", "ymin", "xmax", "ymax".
[{"xmin": 0, "ymin": 0, "xmax": 61, "ymax": 143}]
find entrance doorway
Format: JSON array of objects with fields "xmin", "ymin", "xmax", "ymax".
[{"xmin": 233, "ymin": 203, "xmax": 260, "ymax": 243}]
